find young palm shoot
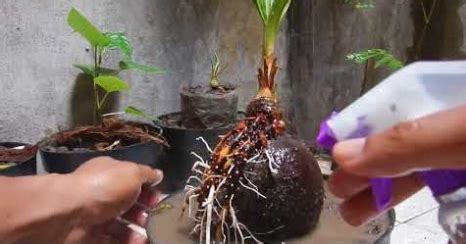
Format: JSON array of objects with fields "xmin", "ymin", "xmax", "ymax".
[
  {"xmin": 253, "ymin": 0, "xmax": 291, "ymax": 99},
  {"xmin": 209, "ymin": 53, "xmax": 221, "ymax": 89},
  {"xmin": 182, "ymin": 1, "xmax": 323, "ymax": 243}
]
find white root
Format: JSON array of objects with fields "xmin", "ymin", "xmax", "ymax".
[
  {"xmin": 239, "ymin": 180, "xmax": 266, "ymax": 199},
  {"xmin": 200, "ymin": 211, "xmax": 206, "ymax": 243},
  {"xmin": 243, "ymin": 175, "xmax": 257, "ymax": 190},
  {"xmin": 192, "ymin": 160, "xmax": 210, "ymax": 171},
  {"xmin": 220, "ymin": 208, "xmax": 228, "ymax": 243},
  {"xmin": 229, "ymin": 195, "xmax": 245, "ymax": 244},
  {"xmin": 265, "ymin": 150, "xmax": 279, "ymax": 175},
  {"xmin": 191, "ymin": 152, "xmax": 206, "ymax": 165},
  {"xmin": 205, "ymin": 186, "xmax": 215, "ymax": 244},
  {"xmin": 246, "ymin": 153, "xmax": 266, "ymax": 164},
  {"xmin": 202, "ymin": 175, "xmax": 223, "ymax": 184},
  {"xmin": 188, "ymin": 194, "xmax": 199, "ymax": 219},
  {"xmin": 196, "ymin": 136, "xmax": 213, "ymax": 153},
  {"xmin": 186, "ymin": 176, "xmax": 202, "ymax": 184}
]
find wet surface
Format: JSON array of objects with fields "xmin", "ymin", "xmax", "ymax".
[{"xmin": 147, "ymin": 183, "xmax": 392, "ymax": 244}]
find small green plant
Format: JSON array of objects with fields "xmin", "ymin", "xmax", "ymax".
[
  {"xmin": 68, "ymin": 8, "xmax": 163, "ymax": 123},
  {"xmin": 347, "ymin": 49, "xmax": 404, "ymax": 71},
  {"xmin": 342, "ymin": 0, "xmax": 374, "ymax": 9},
  {"xmin": 209, "ymin": 52, "xmax": 221, "ymax": 89}
]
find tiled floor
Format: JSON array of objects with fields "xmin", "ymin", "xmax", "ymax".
[{"xmin": 391, "ymin": 187, "xmax": 449, "ymax": 244}]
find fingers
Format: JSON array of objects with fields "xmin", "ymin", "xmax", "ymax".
[
  {"xmin": 105, "ymin": 219, "xmax": 149, "ymax": 244},
  {"xmin": 339, "ymin": 174, "xmax": 424, "ymax": 226},
  {"xmin": 137, "ymin": 184, "xmax": 160, "ymax": 207},
  {"xmin": 333, "ymin": 105, "xmax": 466, "ymax": 177},
  {"xmin": 137, "ymin": 164, "xmax": 164, "ymax": 185},
  {"xmin": 328, "ymin": 169, "xmax": 369, "ymax": 199}
]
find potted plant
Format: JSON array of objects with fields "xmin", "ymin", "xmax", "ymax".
[
  {"xmin": 157, "ymin": 53, "xmax": 239, "ymax": 192},
  {"xmin": 0, "ymin": 142, "xmax": 37, "ymax": 176},
  {"xmin": 39, "ymin": 8, "xmax": 166, "ymax": 173}
]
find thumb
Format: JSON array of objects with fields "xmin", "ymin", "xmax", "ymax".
[
  {"xmin": 137, "ymin": 165, "xmax": 164, "ymax": 185},
  {"xmin": 333, "ymin": 105, "xmax": 466, "ymax": 177}
]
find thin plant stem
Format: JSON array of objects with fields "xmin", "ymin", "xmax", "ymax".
[
  {"xmin": 415, "ymin": 0, "xmax": 437, "ymax": 60},
  {"xmin": 98, "ymin": 92, "xmax": 110, "ymax": 109},
  {"xmin": 92, "ymin": 46, "xmax": 100, "ymax": 124}
]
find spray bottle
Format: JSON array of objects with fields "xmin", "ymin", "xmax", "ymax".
[{"xmin": 317, "ymin": 61, "xmax": 466, "ymax": 243}]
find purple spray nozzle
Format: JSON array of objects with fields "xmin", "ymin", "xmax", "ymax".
[{"xmin": 317, "ymin": 112, "xmax": 393, "ymax": 211}]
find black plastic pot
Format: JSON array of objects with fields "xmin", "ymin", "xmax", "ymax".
[
  {"xmin": 156, "ymin": 112, "xmax": 235, "ymax": 193},
  {"xmin": 40, "ymin": 141, "xmax": 164, "ymax": 174},
  {"xmin": 0, "ymin": 142, "xmax": 37, "ymax": 177}
]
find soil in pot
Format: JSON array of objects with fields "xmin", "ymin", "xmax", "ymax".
[
  {"xmin": 156, "ymin": 112, "xmax": 237, "ymax": 193},
  {"xmin": 180, "ymin": 84, "xmax": 238, "ymax": 129},
  {"xmin": 0, "ymin": 142, "xmax": 37, "ymax": 176},
  {"xmin": 40, "ymin": 119, "xmax": 167, "ymax": 173}
]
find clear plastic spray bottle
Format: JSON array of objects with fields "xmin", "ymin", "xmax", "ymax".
[{"xmin": 317, "ymin": 61, "xmax": 466, "ymax": 243}]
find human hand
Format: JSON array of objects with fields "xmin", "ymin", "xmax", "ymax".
[
  {"xmin": 65, "ymin": 156, "xmax": 163, "ymax": 244},
  {"xmin": 328, "ymin": 105, "xmax": 466, "ymax": 226}
]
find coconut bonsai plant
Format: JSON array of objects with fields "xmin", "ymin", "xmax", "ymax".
[
  {"xmin": 0, "ymin": 143, "xmax": 37, "ymax": 176},
  {"xmin": 39, "ymin": 8, "xmax": 166, "ymax": 173},
  {"xmin": 181, "ymin": 0, "xmax": 324, "ymax": 242},
  {"xmin": 157, "ymin": 53, "xmax": 239, "ymax": 192}
]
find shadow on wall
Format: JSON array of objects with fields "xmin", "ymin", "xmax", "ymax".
[{"xmin": 69, "ymin": 74, "xmax": 119, "ymax": 128}]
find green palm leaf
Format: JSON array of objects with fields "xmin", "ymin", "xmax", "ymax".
[
  {"xmin": 347, "ymin": 49, "xmax": 404, "ymax": 71},
  {"xmin": 252, "ymin": 0, "xmax": 292, "ymax": 56}
]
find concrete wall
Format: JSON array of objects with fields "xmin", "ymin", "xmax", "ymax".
[
  {"xmin": 2, "ymin": 0, "xmax": 464, "ymax": 145},
  {"xmin": 0, "ymin": 0, "xmax": 289, "ymax": 143}
]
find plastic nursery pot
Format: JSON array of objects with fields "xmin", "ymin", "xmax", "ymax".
[
  {"xmin": 156, "ymin": 112, "xmax": 236, "ymax": 193},
  {"xmin": 39, "ymin": 122, "xmax": 165, "ymax": 174},
  {"xmin": 40, "ymin": 141, "xmax": 164, "ymax": 174},
  {"xmin": 180, "ymin": 84, "xmax": 238, "ymax": 129},
  {"xmin": 0, "ymin": 142, "xmax": 37, "ymax": 177}
]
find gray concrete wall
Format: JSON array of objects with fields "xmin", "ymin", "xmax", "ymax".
[{"xmin": 0, "ymin": 0, "xmax": 289, "ymax": 143}]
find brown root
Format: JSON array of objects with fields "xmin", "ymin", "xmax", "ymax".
[
  {"xmin": 46, "ymin": 119, "xmax": 167, "ymax": 151},
  {"xmin": 0, "ymin": 145, "xmax": 37, "ymax": 163}
]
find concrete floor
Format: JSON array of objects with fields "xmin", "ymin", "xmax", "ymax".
[{"xmin": 392, "ymin": 187, "xmax": 449, "ymax": 244}]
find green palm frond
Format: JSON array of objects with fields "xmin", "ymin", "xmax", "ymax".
[
  {"xmin": 252, "ymin": 0, "xmax": 292, "ymax": 56},
  {"xmin": 347, "ymin": 49, "xmax": 404, "ymax": 71}
]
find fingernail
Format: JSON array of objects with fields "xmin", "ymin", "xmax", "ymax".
[
  {"xmin": 152, "ymin": 170, "xmax": 164, "ymax": 186},
  {"xmin": 333, "ymin": 138, "xmax": 365, "ymax": 162}
]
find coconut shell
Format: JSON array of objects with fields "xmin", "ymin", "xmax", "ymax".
[{"xmin": 232, "ymin": 134, "xmax": 324, "ymax": 242}]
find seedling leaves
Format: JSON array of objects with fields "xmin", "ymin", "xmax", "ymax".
[
  {"xmin": 105, "ymin": 32, "xmax": 133, "ymax": 60},
  {"xmin": 67, "ymin": 8, "xmax": 110, "ymax": 47},
  {"xmin": 124, "ymin": 106, "xmax": 145, "ymax": 117},
  {"xmin": 94, "ymin": 75, "xmax": 129, "ymax": 93}
]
